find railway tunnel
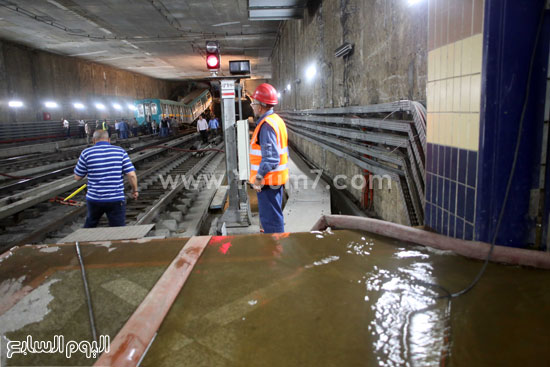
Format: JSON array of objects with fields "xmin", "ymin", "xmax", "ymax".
[{"xmin": 0, "ymin": 1, "xmax": 549, "ymax": 366}]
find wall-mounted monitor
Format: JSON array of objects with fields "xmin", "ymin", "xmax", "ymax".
[{"xmin": 229, "ymin": 60, "xmax": 251, "ymax": 75}]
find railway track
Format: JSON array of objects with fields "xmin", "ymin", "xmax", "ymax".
[
  {"xmin": 0, "ymin": 134, "xmax": 167, "ymax": 195},
  {"xmin": 0, "ymin": 136, "xmax": 225, "ymax": 252}
]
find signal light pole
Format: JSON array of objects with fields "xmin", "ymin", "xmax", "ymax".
[{"xmin": 205, "ymin": 41, "xmax": 220, "ymax": 73}]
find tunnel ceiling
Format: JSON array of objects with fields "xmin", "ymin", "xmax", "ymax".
[{"xmin": 0, "ymin": 0, "xmax": 282, "ymax": 80}]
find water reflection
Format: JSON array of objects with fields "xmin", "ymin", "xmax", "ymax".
[{"xmin": 363, "ymin": 245, "xmax": 450, "ymax": 367}]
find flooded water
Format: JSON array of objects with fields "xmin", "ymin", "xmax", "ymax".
[
  {"xmin": 1, "ymin": 231, "xmax": 549, "ymax": 366},
  {"xmin": 141, "ymin": 230, "xmax": 550, "ymax": 367},
  {"xmin": 0, "ymin": 238, "xmax": 187, "ymax": 366}
]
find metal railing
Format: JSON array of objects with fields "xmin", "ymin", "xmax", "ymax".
[{"xmin": 0, "ymin": 119, "xmax": 120, "ymax": 143}]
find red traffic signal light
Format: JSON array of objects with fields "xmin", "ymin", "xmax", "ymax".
[{"xmin": 206, "ymin": 41, "xmax": 220, "ymax": 70}]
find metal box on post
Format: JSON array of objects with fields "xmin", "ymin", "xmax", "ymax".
[{"xmin": 236, "ymin": 119, "xmax": 250, "ymax": 181}]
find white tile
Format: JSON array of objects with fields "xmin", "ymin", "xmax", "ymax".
[
  {"xmin": 471, "ymin": 33, "xmax": 483, "ymax": 74},
  {"xmin": 470, "ymin": 74, "xmax": 481, "ymax": 113}
]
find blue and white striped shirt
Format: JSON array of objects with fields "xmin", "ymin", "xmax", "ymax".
[{"xmin": 74, "ymin": 141, "xmax": 135, "ymax": 202}]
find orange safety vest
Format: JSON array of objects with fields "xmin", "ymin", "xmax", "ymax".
[{"xmin": 249, "ymin": 113, "xmax": 289, "ymax": 186}]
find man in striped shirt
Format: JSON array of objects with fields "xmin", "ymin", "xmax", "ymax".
[{"xmin": 74, "ymin": 130, "xmax": 139, "ymax": 227}]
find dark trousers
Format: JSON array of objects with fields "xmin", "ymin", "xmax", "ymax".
[
  {"xmin": 199, "ymin": 129, "xmax": 208, "ymax": 143},
  {"xmin": 84, "ymin": 200, "xmax": 126, "ymax": 228},
  {"xmin": 257, "ymin": 186, "xmax": 284, "ymax": 233}
]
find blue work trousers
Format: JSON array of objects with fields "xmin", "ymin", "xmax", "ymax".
[
  {"xmin": 257, "ymin": 186, "xmax": 284, "ymax": 233},
  {"xmin": 84, "ymin": 200, "xmax": 126, "ymax": 228}
]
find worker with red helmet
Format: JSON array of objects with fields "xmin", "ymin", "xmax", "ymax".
[{"xmin": 249, "ymin": 83, "xmax": 289, "ymax": 233}]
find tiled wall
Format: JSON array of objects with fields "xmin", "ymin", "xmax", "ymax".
[{"xmin": 425, "ymin": 0, "xmax": 484, "ymax": 240}]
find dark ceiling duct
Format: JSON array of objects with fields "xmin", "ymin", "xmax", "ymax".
[{"xmin": 248, "ymin": 0, "xmax": 309, "ymax": 20}]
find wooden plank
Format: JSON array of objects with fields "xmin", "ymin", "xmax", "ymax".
[{"xmin": 209, "ymin": 185, "xmax": 228, "ymax": 210}]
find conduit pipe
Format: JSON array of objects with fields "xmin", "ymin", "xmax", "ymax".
[
  {"xmin": 311, "ymin": 215, "xmax": 550, "ymax": 269},
  {"xmin": 94, "ymin": 235, "xmax": 212, "ymax": 366}
]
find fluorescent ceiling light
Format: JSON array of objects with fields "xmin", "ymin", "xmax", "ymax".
[
  {"xmin": 45, "ymin": 101, "xmax": 58, "ymax": 108},
  {"xmin": 9, "ymin": 100, "xmax": 23, "ymax": 108},
  {"xmin": 212, "ymin": 21, "xmax": 241, "ymax": 27}
]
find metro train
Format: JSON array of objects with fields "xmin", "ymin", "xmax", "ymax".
[{"xmin": 133, "ymin": 88, "xmax": 212, "ymax": 126}]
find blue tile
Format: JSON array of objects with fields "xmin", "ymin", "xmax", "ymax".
[
  {"xmin": 435, "ymin": 206, "xmax": 440, "ymax": 232},
  {"xmin": 449, "ymin": 214, "xmax": 456, "ymax": 237},
  {"xmin": 458, "ymin": 149, "xmax": 467, "ymax": 184},
  {"xmin": 427, "ymin": 143, "xmax": 434, "ymax": 173},
  {"xmin": 464, "ymin": 223, "xmax": 474, "ymax": 241},
  {"xmin": 437, "ymin": 176, "xmax": 444, "ymax": 205},
  {"xmin": 430, "ymin": 205, "xmax": 437, "ymax": 229},
  {"xmin": 443, "ymin": 211, "xmax": 449, "ymax": 236},
  {"xmin": 450, "ymin": 147, "xmax": 458, "ymax": 181},
  {"xmin": 467, "ymin": 150, "xmax": 477, "ymax": 188},
  {"xmin": 449, "ymin": 181, "xmax": 457, "ymax": 214},
  {"xmin": 426, "ymin": 173, "xmax": 433, "ymax": 203},
  {"xmin": 431, "ymin": 144, "xmax": 439, "ymax": 175},
  {"xmin": 457, "ymin": 184, "xmax": 466, "ymax": 218},
  {"xmin": 438, "ymin": 145, "xmax": 445, "ymax": 175},
  {"xmin": 455, "ymin": 217, "xmax": 464, "ymax": 239},
  {"xmin": 425, "ymin": 203, "xmax": 432, "ymax": 227},
  {"xmin": 443, "ymin": 179, "xmax": 450, "ymax": 211},
  {"xmin": 444, "ymin": 146, "xmax": 451, "ymax": 179},
  {"xmin": 465, "ymin": 187, "xmax": 475, "ymax": 223}
]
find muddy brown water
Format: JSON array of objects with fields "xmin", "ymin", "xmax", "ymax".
[
  {"xmin": 0, "ymin": 231, "xmax": 549, "ymax": 366},
  {"xmin": 142, "ymin": 230, "xmax": 550, "ymax": 367}
]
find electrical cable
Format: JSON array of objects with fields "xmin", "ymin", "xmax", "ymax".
[
  {"xmin": 404, "ymin": 4, "xmax": 548, "ymax": 364},
  {"xmin": 449, "ymin": 3, "xmax": 546, "ymax": 298},
  {"xmin": 75, "ymin": 241, "xmax": 98, "ymax": 343}
]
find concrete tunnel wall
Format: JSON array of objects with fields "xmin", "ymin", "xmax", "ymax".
[
  {"xmin": 271, "ymin": 0, "xmax": 428, "ymax": 225},
  {"xmin": 0, "ymin": 39, "xmax": 182, "ymax": 123}
]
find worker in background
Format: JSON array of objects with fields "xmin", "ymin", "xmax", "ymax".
[
  {"xmin": 62, "ymin": 118, "xmax": 70, "ymax": 139},
  {"xmin": 101, "ymin": 119, "xmax": 110, "ymax": 138},
  {"xmin": 78, "ymin": 119, "xmax": 86, "ymax": 139},
  {"xmin": 160, "ymin": 117, "xmax": 168, "ymax": 137},
  {"xmin": 208, "ymin": 114, "xmax": 220, "ymax": 139},
  {"xmin": 74, "ymin": 130, "xmax": 138, "ymax": 227},
  {"xmin": 84, "ymin": 120, "xmax": 92, "ymax": 144},
  {"xmin": 115, "ymin": 120, "xmax": 121, "ymax": 139},
  {"xmin": 119, "ymin": 119, "xmax": 128, "ymax": 139},
  {"xmin": 132, "ymin": 117, "xmax": 139, "ymax": 137},
  {"xmin": 197, "ymin": 113, "xmax": 209, "ymax": 144},
  {"xmin": 249, "ymin": 83, "xmax": 289, "ymax": 233},
  {"xmin": 151, "ymin": 119, "xmax": 158, "ymax": 136}
]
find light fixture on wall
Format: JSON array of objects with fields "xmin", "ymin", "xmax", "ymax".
[
  {"xmin": 113, "ymin": 103, "xmax": 122, "ymax": 110},
  {"xmin": 127, "ymin": 104, "xmax": 136, "ymax": 110},
  {"xmin": 95, "ymin": 103, "xmax": 106, "ymax": 110},
  {"xmin": 407, "ymin": 0, "xmax": 423, "ymax": 6},
  {"xmin": 73, "ymin": 102, "xmax": 85, "ymax": 109},
  {"xmin": 8, "ymin": 100, "xmax": 23, "ymax": 108},
  {"xmin": 334, "ymin": 42, "xmax": 354, "ymax": 58},
  {"xmin": 305, "ymin": 64, "xmax": 317, "ymax": 81},
  {"xmin": 286, "ymin": 83, "xmax": 291, "ymax": 91},
  {"xmin": 44, "ymin": 101, "xmax": 58, "ymax": 108}
]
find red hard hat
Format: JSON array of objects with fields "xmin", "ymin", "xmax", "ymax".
[{"xmin": 252, "ymin": 83, "xmax": 278, "ymax": 105}]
